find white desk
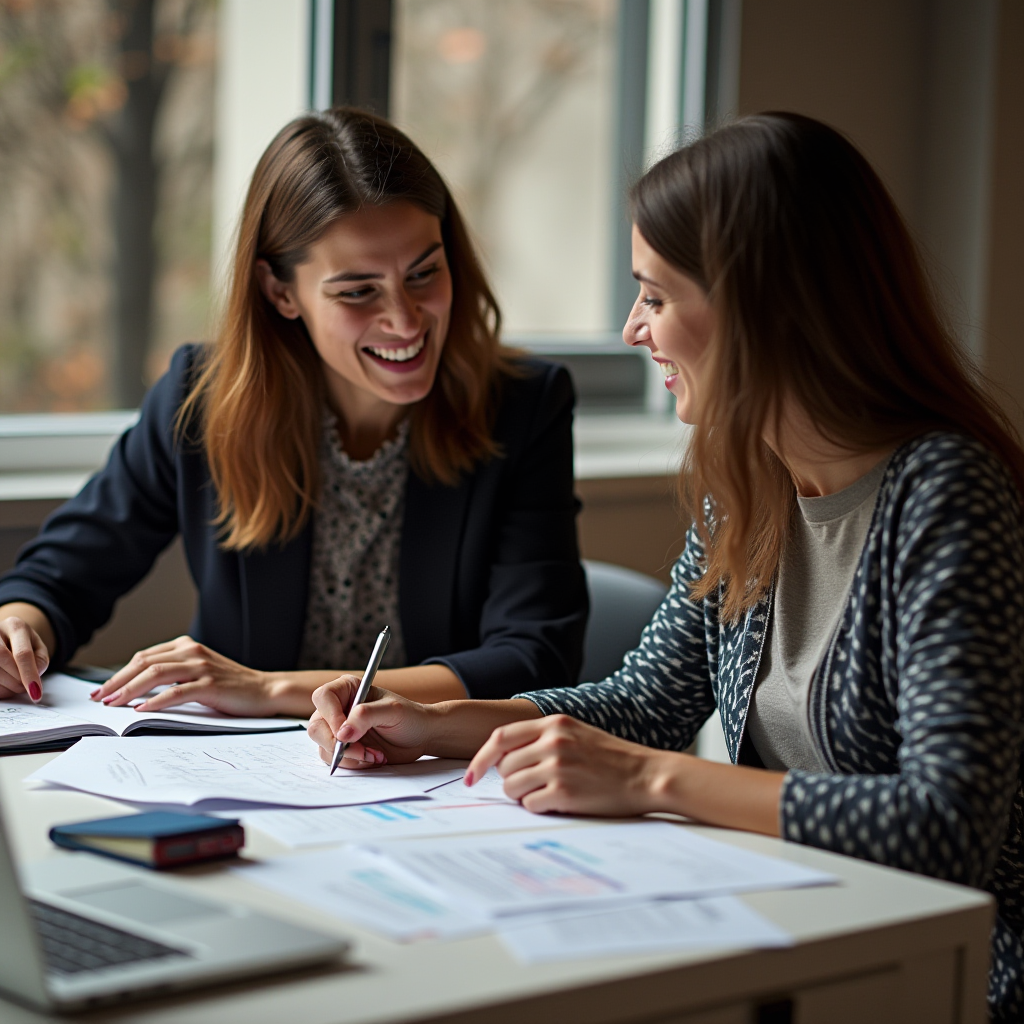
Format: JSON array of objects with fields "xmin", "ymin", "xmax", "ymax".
[{"xmin": 0, "ymin": 751, "xmax": 993, "ymax": 1024}]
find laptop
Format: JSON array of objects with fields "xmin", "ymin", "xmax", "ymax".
[{"xmin": 0, "ymin": 799, "xmax": 349, "ymax": 1012}]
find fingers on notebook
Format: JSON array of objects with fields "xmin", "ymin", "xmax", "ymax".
[
  {"xmin": 0, "ymin": 621, "xmax": 45, "ymax": 701},
  {"xmin": 92, "ymin": 637, "xmax": 194, "ymax": 702},
  {"xmin": 101, "ymin": 660, "xmax": 203, "ymax": 706},
  {"xmin": 133, "ymin": 681, "xmax": 208, "ymax": 712}
]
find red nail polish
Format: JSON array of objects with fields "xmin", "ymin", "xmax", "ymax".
[
  {"xmin": 90, "ymin": 688, "xmax": 100, "ymax": 698},
  {"xmin": 464, "ymin": 771, "xmax": 474, "ymax": 786},
  {"xmin": 28, "ymin": 681, "xmax": 41, "ymax": 701}
]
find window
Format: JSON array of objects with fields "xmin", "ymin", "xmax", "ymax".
[{"xmin": 0, "ymin": 0, "xmax": 740, "ymax": 483}]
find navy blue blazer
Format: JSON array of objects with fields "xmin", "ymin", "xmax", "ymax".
[{"xmin": 0, "ymin": 346, "xmax": 588, "ymax": 699}]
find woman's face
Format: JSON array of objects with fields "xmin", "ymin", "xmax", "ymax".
[
  {"xmin": 624, "ymin": 226, "xmax": 715, "ymax": 424},
  {"xmin": 257, "ymin": 201, "xmax": 453, "ymax": 416}
]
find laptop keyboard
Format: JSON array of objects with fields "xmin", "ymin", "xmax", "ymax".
[{"xmin": 29, "ymin": 899, "xmax": 191, "ymax": 976}]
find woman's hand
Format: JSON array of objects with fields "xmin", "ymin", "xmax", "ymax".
[
  {"xmin": 466, "ymin": 714, "xmax": 665, "ymax": 817},
  {"xmin": 0, "ymin": 612, "xmax": 50, "ymax": 702},
  {"xmin": 90, "ymin": 637, "xmax": 280, "ymax": 717},
  {"xmin": 308, "ymin": 676, "xmax": 439, "ymax": 769}
]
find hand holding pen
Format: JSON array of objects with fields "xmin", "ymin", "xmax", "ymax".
[{"xmin": 329, "ymin": 625, "xmax": 391, "ymax": 775}]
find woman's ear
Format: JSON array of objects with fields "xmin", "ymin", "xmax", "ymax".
[{"xmin": 255, "ymin": 260, "xmax": 302, "ymax": 320}]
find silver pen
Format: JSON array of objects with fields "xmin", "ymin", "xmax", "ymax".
[{"xmin": 329, "ymin": 625, "xmax": 391, "ymax": 776}]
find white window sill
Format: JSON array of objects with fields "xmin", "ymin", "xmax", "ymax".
[
  {"xmin": 0, "ymin": 409, "xmax": 687, "ymax": 503},
  {"xmin": 573, "ymin": 413, "xmax": 690, "ymax": 479}
]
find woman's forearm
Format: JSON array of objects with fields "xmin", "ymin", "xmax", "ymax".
[
  {"xmin": 263, "ymin": 664, "xmax": 470, "ymax": 717},
  {"xmin": 645, "ymin": 751, "xmax": 786, "ymax": 837},
  {"xmin": 374, "ymin": 665, "xmax": 467, "ymax": 703}
]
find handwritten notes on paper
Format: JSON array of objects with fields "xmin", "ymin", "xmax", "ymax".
[{"xmin": 27, "ymin": 731, "xmax": 467, "ymax": 808}]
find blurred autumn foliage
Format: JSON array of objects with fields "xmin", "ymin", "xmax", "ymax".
[
  {"xmin": 0, "ymin": 0, "xmax": 215, "ymax": 411},
  {"xmin": 393, "ymin": 0, "xmax": 616, "ymax": 335}
]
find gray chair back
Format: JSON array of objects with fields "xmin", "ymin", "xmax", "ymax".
[{"xmin": 580, "ymin": 560, "xmax": 668, "ymax": 684}]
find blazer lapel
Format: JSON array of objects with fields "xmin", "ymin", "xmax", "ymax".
[
  {"xmin": 400, "ymin": 469, "xmax": 472, "ymax": 664},
  {"xmin": 239, "ymin": 522, "xmax": 313, "ymax": 670}
]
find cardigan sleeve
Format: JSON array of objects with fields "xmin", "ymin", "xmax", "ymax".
[
  {"xmin": 424, "ymin": 364, "xmax": 588, "ymax": 697},
  {"xmin": 0, "ymin": 346, "xmax": 196, "ymax": 666},
  {"xmin": 515, "ymin": 521, "xmax": 718, "ymax": 751},
  {"xmin": 779, "ymin": 438, "xmax": 1024, "ymax": 889}
]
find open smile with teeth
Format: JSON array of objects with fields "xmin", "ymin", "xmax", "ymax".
[
  {"xmin": 658, "ymin": 360, "xmax": 679, "ymax": 377},
  {"xmin": 364, "ymin": 336, "xmax": 426, "ymax": 363}
]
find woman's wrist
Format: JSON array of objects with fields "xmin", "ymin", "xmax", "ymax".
[
  {"xmin": 263, "ymin": 673, "xmax": 322, "ymax": 717},
  {"xmin": 634, "ymin": 747, "xmax": 687, "ymax": 815},
  {"xmin": 423, "ymin": 698, "xmax": 542, "ymax": 760},
  {"xmin": 640, "ymin": 749, "xmax": 785, "ymax": 836}
]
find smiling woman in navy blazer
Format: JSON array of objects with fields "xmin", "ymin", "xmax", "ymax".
[{"xmin": 0, "ymin": 109, "xmax": 587, "ymax": 716}]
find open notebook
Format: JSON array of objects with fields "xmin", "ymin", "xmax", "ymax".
[{"xmin": 0, "ymin": 672, "xmax": 305, "ymax": 752}]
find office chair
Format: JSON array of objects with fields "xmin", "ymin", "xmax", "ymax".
[{"xmin": 580, "ymin": 560, "xmax": 668, "ymax": 684}]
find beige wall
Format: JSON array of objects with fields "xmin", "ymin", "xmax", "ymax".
[
  {"xmin": 984, "ymin": 1, "xmax": 1024, "ymax": 431},
  {"xmin": 576, "ymin": 477, "xmax": 688, "ymax": 584},
  {"xmin": 738, "ymin": 0, "xmax": 930, "ymax": 221},
  {"xmin": 736, "ymin": 0, "xmax": 1024, "ymax": 424}
]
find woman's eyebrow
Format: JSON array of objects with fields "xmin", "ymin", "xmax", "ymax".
[
  {"xmin": 323, "ymin": 269, "xmax": 379, "ymax": 283},
  {"xmin": 322, "ymin": 242, "xmax": 444, "ymax": 284},
  {"xmin": 632, "ymin": 270, "xmax": 664, "ymax": 288},
  {"xmin": 406, "ymin": 241, "xmax": 443, "ymax": 271}
]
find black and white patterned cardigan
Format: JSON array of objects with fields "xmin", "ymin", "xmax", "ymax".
[{"xmin": 521, "ymin": 432, "xmax": 1024, "ymax": 1021}]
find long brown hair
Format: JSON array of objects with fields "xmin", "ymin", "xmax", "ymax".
[
  {"xmin": 630, "ymin": 112, "xmax": 1024, "ymax": 621},
  {"xmin": 179, "ymin": 108, "xmax": 519, "ymax": 551}
]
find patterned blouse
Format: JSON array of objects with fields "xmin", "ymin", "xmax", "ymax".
[
  {"xmin": 519, "ymin": 432, "xmax": 1024, "ymax": 1022},
  {"xmin": 296, "ymin": 414, "xmax": 408, "ymax": 671}
]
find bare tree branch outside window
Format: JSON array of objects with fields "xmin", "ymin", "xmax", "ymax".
[{"xmin": 0, "ymin": 0, "xmax": 215, "ymax": 410}]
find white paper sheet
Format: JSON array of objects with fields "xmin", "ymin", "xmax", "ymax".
[
  {"xmin": 426, "ymin": 767, "xmax": 514, "ymax": 803},
  {"xmin": 241, "ymin": 797, "xmax": 580, "ymax": 847},
  {"xmin": 359, "ymin": 822, "xmax": 836, "ymax": 918},
  {"xmin": 235, "ymin": 847, "xmax": 488, "ymax": 941},
  {"xmin": 0, "ymin": 672, "xmax": 305, "ymax": 748},
  {"xmin": 496, "ymin": 896, "xmax": 792, "ymax": 963},
  {"xmin": 27, "ymin": 731, "xmax": 468, "ymax": 808}
]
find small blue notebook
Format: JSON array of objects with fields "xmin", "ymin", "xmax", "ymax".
[{"xmin": 50, "ymin": 811, "xmax": 244, "ymax": 869}]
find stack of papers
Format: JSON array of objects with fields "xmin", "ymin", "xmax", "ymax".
[
  {"xmin": 28, "ymin": 724, "xmax": 836, "ymax": 963},
  {"xmin": 1, "ymin": 672, "xmax": 304, "ymax": 752},
  {"xmin": 239, "ymin": 822, "xmax": 835, "ymax": 961}
]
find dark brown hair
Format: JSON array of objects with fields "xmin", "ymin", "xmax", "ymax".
[
  {"xmin": 630, "ymin": 112, "xmax": 1024, "ymax": 621},
  {"xmin": 179, "ymin": 107, "xmax": 519, "ymax": 550}
]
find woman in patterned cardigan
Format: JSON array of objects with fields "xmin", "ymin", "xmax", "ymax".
[{"xmin": 308, "ymin": 113, "xmax": 1024, "ymax": 1020}]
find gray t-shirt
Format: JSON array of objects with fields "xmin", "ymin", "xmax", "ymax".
[
  {"xmin": 296, "ymin": 414, "xmax": 408, "ymax": 672},
  {"xmin": 746, "ymin": 455, "xmax": 890, "ymax": 771}
]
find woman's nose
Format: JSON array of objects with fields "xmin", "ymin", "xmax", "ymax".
[
  {"xmin": 622, "ymin": 298, "xmax": 650, "ymax": 348},
  {"xmin": 381, "ymin": 291, "xmax": 421, "ymax": 338}
]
